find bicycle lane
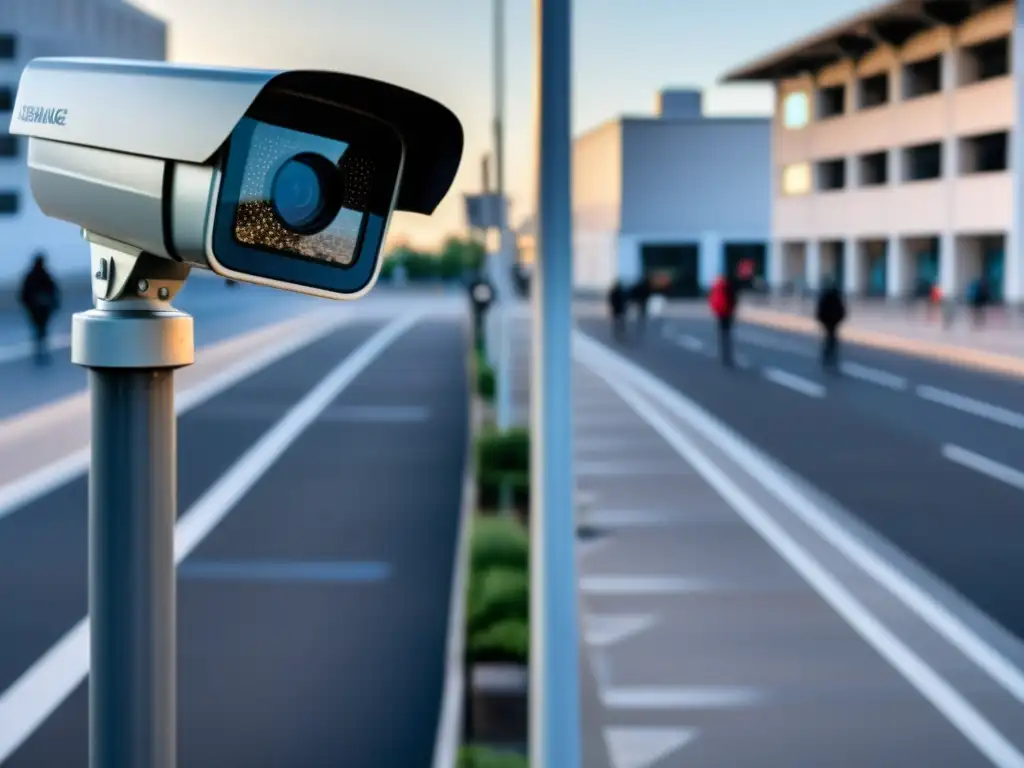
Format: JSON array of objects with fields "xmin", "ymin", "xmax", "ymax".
[{"xmin": 2, "ymin": 314, "xmax": 469, "ymax": 766}]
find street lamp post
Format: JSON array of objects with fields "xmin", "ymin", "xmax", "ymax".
[{"xmin": 530, "ymin": 1, "xmax": 580, "ymax": 767}]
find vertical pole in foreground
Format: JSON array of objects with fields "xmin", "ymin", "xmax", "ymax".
[
  {"xmin": 530, "ymin": 0, "xmax": 579, "ymax": 766},
  {"xmin": 74, "ymin": 248, "xmax": 194, "ymax": 768}
]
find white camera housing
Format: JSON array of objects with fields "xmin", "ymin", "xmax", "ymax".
[{"xmin": 9, "ymin": 58, "xmax": 464, "ymax": 300}]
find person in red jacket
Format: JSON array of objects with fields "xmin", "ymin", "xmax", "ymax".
[{"xmin": 709, "ymin": 274, "xmax": 739, "ymax": 367}]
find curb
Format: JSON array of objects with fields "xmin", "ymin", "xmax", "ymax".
[
  {"xmin": 432, "ymin": 318, "xmax": 480, "ymax": 768},
  {"xmin": 741, "ymin": 307, "xmax": 1024, "ymax": 380}
]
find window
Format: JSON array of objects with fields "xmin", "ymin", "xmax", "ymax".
[
  {"xmin": 0, "ymin": 192, "xmax": 18, "ymax": 215},
  {"xmin": 858, "ymin": 151, "xmax": 888, "ymax": 186},
  {"xmin": 903, "ymin": 142, "xmax": 943, "ymax": 181},
  {"xmin": 816, "ymin": 158, "xmax": 846, "ymax": 191},
  {"xmin": 0, "ymin": 35, "xmax": 15, "ymax": 61},
  {"xmin": 782, "ymin": 91, "xmax": 809, "ymax": 129},
  {"xmin": 0, "ymin": 135, "xmax": 17, "ymax": 158},
  {"xmin": 903, "ymin": 56, "xmax": 942, "ymax": 98},
  {"xmin": 0, "ymin": 88, "xmax": 13, "ymax": 113},
  {"xmin": 960, "ymin": 131, "xmax": 1008, "ymax": 173},
  {"xmin": 816, "ymin": 85, "xmax": 845, "ymax": 119},
  {"xmin": 781, "ymin": 163, "xmax": 811, "ymax": 196},
  {"xmin": 960, "ymin": 36, "xmax": 1010, "ymax": 84},
  {"xmin": 858, "ymin": 73, "xmax": 889, "ymax": 109}
]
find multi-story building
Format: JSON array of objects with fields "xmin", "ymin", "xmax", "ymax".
[
  {"xmin": 0, "ymin": 0, "xmax": 167, "ymax": 286},
  {"xmin": 723, "ymin": 0, "xmax": 1022, "ymax": 303},
  {"xmin": 571, "ymin": 88, "xmax": 771, "ymax": 297}
]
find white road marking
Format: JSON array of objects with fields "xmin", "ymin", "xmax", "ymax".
[
  {"xmin": 0, "ymin": 312, "xmax": 421, "ymax": 763},
  {"xmin": 917, "ymin": 386, "xmax": 1024, "ymax": 430},
  {"xmin": 943, "ymin": 445, "xmax": 1024, "ymax": 493},
  {"xmin": 840, "ymin": 361, "xmax": 908, "ymax": 390},
  {"xmin": 736, "ymin": 330, "xmax": 809, "ymax": 356},
  {"xmin": 763, "ymin": 367, "xmax": 825, "ymax": 398},
  {"xmin": 583, "ymin": 509, "xmax": 687, "ymax": 528},
  {"xmin": 584, "ymin": 615, "xmax": 658, "ymax": 648},
  {"xmin": 577, "ymin": 333, "xmax": 1024, "ymax": 768},
  {"xmin": 602, "ymin": 686, "xmax": 762, "ymax": 710},
  {"xmin": 603, "ymin": 727, "xmax": 698, "ymax": 768},
  {"xmin": 0, "ymin": 309, "xmax": 353, "ymax": 524},
  {"xmin": 580, "ymin": 576, "xmax": 711, "ymax": 595},
  {"xmin": 674, "ymin": 334, "xmax": 704, "ymax": 352},
  {"xmin": 0, "ymin": 334, "xmax": 71, "ymax": 364}
]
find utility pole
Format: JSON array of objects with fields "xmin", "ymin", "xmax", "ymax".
[{"xmin": 530, "ymin": 0, "xmax": 580, "ymax": 766}]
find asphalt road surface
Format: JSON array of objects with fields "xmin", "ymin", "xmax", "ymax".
[
  {"xmin": 578, "ymin": 311, "xmax": 1024, "ymax": 650},
  {"xmin": 0, "ymin": 277, "xmax": 321, "ymax": 420},
  {"xmin": 0, "ymin": 310, "xmax": 468, "ymax": 766}
]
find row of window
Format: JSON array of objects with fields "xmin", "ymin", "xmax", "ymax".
[
  {"xmin": 781, "ymin": 131, "xmax": 1009, "ymax": 195},
  {"xmin": 782, "ymin": 35, "xmax": 1011, "ymax": 129}
]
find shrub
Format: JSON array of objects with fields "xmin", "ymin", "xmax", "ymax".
[
  {"xmin": 458, "ymin": 746, "xmax": 528, "ymax": 768},
  {"xmin": 466, "ymin": 517, "xmax": 529, "ymax": 665},
  {"xmin": 476, "ymin": 429, "xmax": 530, "ymax": 511},
  {"xmin": 477, "ymin": 358, "xmax": 496, "ymax": 402}
]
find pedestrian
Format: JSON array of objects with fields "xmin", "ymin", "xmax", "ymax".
[
  {"xmin": 816, "ymin": 277, "xmax": 846, "ymax": 371},
  {"xmin": 18, "ymin": 252, "xmax": 60, "ymax": 365},
  {"xmin": 708, "ymin": 273, "xmax": 738, "ymax": 366},
  {"xmin": 631, "ymin": 277, "xmax": 652, "ymax": 339},
  {"xmin": 969, "ymin": 275, "xmax": 990, "ymax": 329},
  {"xmin": 608, "ymin": 280, "xmax": 628, "ymax": 342}
]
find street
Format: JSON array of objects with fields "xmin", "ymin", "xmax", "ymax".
[
  {"xmin": 565, "ymin": 305, "xmax": 1024, "ymax": 766},
  {"xmin": 0, "ymin": 294, "xmax": 469, "ymax": 766}
]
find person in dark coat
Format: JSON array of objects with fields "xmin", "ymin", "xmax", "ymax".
[
  {"xmin": 970, "ymin": 276, "xmax": 991, "ymax": 328},
  {"xmin": 608, "ymin": 280, "xmax": 628, "ymax": 342},
  {"xmin": 630, "ymin": 277, "xmax": 652, "ymax": 338},
  {"xmin": 19, "ymin": 253, "xmax": 60, "ymax": 365},
  {"xmin": 816, "ymin": 278, "xmax": 846, "ymax": 370}
]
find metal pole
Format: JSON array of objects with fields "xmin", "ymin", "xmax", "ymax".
[
  {"xmin": 530, "ymin": 0, "xmax": 579, "ymax": 766},
  {"xmin": 73, "ymin": 246, "xmax": 194, "ymax": 768}
]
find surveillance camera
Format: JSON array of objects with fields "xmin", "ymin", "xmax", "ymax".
[{"xmin": 9, "ymin": 58, "xmax": 464, "ymax": 300}]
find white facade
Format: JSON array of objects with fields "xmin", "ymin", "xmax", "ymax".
[
  {"xmin": 0, "ymin": 0, "xmax": 167, "ymax": 286},
  {"xmin": 724, "ymin": 0, "xmax": 1024, "ymax": 302},
  {"xmin": 571, "ymin": 89, "xmax": 772, "ymax": 296}
]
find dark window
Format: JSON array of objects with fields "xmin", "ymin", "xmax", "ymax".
[
  {"xmin": 816, "ymin": 158, "xmax": 846, "ymax": 191},
  {"xmin": 960, "ymin": 36, "xmax": 1010, "ymax": 84},
  {"xmin": 0, "ymin": 192, "xmax": 18, "ymax": 214},
  {"xmin": 0, "ymin": 88, "xmax": 13, "ymax": 113},
  {"xmin": 961, "ymin": 131, "xmax": 1008, "ymax": 173},
  {"xmin": 817, "ymin": 85, "xmax": 845, "ymax": 119},
  {"xmin": 858, "ymin": 151, "xmax": 888, "ymax": 185},
  {"xmin": 0, "ymin": 135, "xmax": 17, "ymax": 157},
  {"xmin": 904, "ymin": 142, "xmax": 943, "ymax": 181},
  {"xmin": 0, "ymin": 35, "xmax": 14, "ymax": 61},
  {"xmin": 639, "ymin": 243, "xmax": 700, "ymax": 298},
  {"xmin": 858, "ymin": 73, "xmax": 889, "ymax": 109},
  {"xmin": 903, "ymin": 56, "xmax": 942, "ymax": 98}
]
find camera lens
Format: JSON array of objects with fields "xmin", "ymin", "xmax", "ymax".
[{"xmin": 270, "ymin": 153, "xmax": 340, "ymax": 235}]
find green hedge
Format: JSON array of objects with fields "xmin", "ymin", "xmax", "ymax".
[
  {"xmin": 466, "ymin": 517, "xmax": 529, "ymax": 664},
  {"xmin": 476, "ymin": 428, "xmax": 529, "ymax": 510},
  {"xmin": 458, "ymin": 745, "xmax": 528, "ymax": 768},
  {"xmin": 477, "ymin": 356, "xmax": 496, "ymax": 402}
]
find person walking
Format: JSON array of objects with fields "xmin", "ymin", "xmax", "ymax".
[
  {"xmin": 18, "ymin": 252, "xmax": 60, "ymax": 365},
  {"xmin": 608, "ymin": 280, "xmax": 628, "ymax": 342},
  {"xmin": 969, "ymin": 275, "xmax": 990, "ymax": 329},
  {"xmin": 816, "ymin": 277, "xmax": 846, "ymax": 371},
  {"xmin": 709, "ymin": 274, "xmax": 738, "ymax": 367}
]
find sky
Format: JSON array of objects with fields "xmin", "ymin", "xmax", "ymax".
[{"xmin": 129, "ymin": 0, "xmax": 876, "ymax": 251}]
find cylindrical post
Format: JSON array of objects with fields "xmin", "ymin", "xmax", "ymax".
[
  {"xmin": 88, "ymin": 367, "xmax": 177, "ymax": 768},
  {"xmin": 530, "ymin": 1, "xmax": 580, "ymax": 767}
]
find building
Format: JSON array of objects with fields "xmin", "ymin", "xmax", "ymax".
[
  {"xmin": 0, "ymin": 0, "xmax": 167, "ymax": 286},
  {"xmin": 723, "ymin": 0, "xmax": 1023, "ymax": 303},
  {"xmin": 570, "ymin": 88, "xmax": 771, "ymax": 297}
]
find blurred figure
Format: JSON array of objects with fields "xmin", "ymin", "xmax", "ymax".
[
  {"xmin": 969, "ymin": 275, "xmax": 990, "ymax": 328},
  {"xmin": 709, "ymin": 274, "xmax": 738, "ymax": 367},
  {"xmin": 816, "ymin": 278, "xmax": 846, "ymax": 371},
  {"xmin": 928, "ymin": 283, "xmax": 942, "ymax": 322},
  {"xmin": 19, "ymin": 252, "xmax": 60, "ymax": 365},
  {"xmin": 631, "ymin": 277, "xmax": 652, "ymax": 338},
  {"xmin": 608, "ymin": 280, "xmax": 628, "ymax": 342}
]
